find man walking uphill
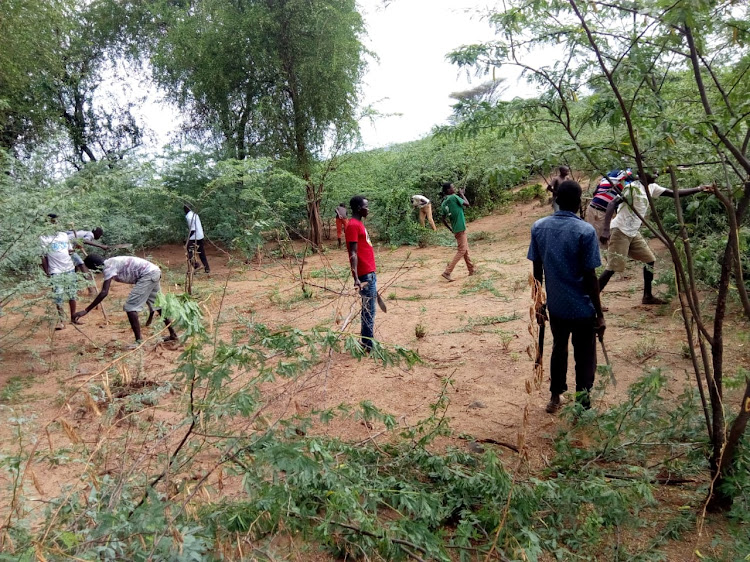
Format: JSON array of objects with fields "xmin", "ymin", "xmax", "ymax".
[
  {"xmin": 346, "ymin": 196, "xmax": 377, "ymax": 352},
  {"xmin": 527, "ymin": 180, "xmax": 606, "ymax": 413},
  {"xmin": 440, "ymin": 182, "xmax": 474, "ymax": 281},
  {"xmin": 598, "ymin": 172, "xmax": 710, "ymax": 304}
]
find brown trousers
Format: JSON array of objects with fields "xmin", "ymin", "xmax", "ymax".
[
  {"xmin": 418, "ymin": 203, "xmax": 437, "ymax": 230},
  {"xmin": 444, "ymin": 230, "xmax": 474, "ymax": 275}
]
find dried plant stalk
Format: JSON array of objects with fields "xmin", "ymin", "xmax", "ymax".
[{"xmin": 60, "ymin": 419, "xmax": 81, "ymax": 445}]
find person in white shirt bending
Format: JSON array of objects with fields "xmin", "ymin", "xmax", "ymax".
[
  {"xmin": 183, "ymin": 205, "xmax": 210, "ymax": 274},
  {"xmin": 67, "ymin": 227, "xmax": 108, "ymax": 295},
  {"xmin": 40, "ymin": 214, "xmax": 80, "ymax": 330},
  {"xmin": 411, "ymin": 195, "xmax": 437, "ymax": 231},
  {"xmin": 73, "ymin": 255, "xmax": 178, "ymax": 346},
  {"xmin": 598, "ymin": 171, "xmax": 711, "ymax": 305}
]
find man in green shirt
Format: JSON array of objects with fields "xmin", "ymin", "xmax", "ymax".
[{"xmin": 440, "ymin": 182, "xmax": 475, "ymax": 281}]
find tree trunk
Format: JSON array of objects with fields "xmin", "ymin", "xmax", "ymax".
[
  {"xmin": 707, "ymin": 378, "xmax": 750, "ymax": 512},
  {"xmin": 708, "ymin": 243, "xmax": 733, "ymax": 477},
  {"xmin": 306, "ymin": 183, "xmax": 322, "ymax": 250}
]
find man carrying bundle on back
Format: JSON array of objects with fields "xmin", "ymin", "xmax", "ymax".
[
  {"xmin": 184, "ymin": 205, "xmax": 210, "ymax": 274},
  {"xmin": 440, "ymin": 182, "xmax": 474, "ymax": 281},
  {"xmin": 335, "ymin": 202, "xmax": 349, "ymax": 248},
  {"xmin": 548, "ymin": 165, "xmax": 571, "ymax": 212}
]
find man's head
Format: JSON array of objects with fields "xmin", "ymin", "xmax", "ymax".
[
  {"xmin": 441, "ymin": 182, "xmax": 455, "ymax": 196},
  {"xmin": 644, "ymin": 170, "xmax": 660, "ymax": 185},
  {"xmin": 559, "ymin": 166, "xmax": 570, "ymax": 177},
  {"xmin": 92, "ymin": 227, "xmax": 104, "ymax": 239},
  {"xmin": 339, "ymin": 202, "xmax": 345, "ymax": 208},
  {"xmin": 83, "ymin": 254, "xmax": 106, "ymax": 272},
  {"xmin": 183, "ymin": 205, "xmax": 191, "ymax": 215},
  {"xmin": 556, "ymin": 180, "xmax": 582, "ymax": 212},
  {"xmin": 47, "ymin": 213, "xmax": 58, "ymax": 224},
  {"xmin": 350, "ymin": 195, "xmax": 369, "ymax": 218}
]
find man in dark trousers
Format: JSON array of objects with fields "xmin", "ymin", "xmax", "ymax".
[
  {"xmin": 184, "ymin": 205, "xmax": 210, "ymax": 273},
  {"xmin": 73, "ymin": 255, "xmax": 178, "ymax": 347},
  {"xmin": 345, "ymin": 196, "xmax": 377, "ymax": 352},
  {"xmin": 527, "ymin": 180, "xmax": 606, "ymax": 413}
]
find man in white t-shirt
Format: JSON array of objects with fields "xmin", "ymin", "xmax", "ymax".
[
  {"xmin": 67, "ymin": 227, "xmax": 107, "ymax": 252},
  {"xmin": 67, "ymin": 228, "xmax": 108, "ymax": 295},
  {"xmin": 73, "ymin": 255, "xmax": 178, "ymax": 345},
  {"xmin": 184, "ymin": 205, "xmax": 210, "ymax": 274},
  {"xmin": 411, "ymin": 194, "xmax": 437, "ymax": 231},
  {"xmin": 40, "ymin": 223, "xmax": 80, "ymax": 330},
  {"xmin": 598, "ymin": 172, "xmax": 711, "ymax": 304}
]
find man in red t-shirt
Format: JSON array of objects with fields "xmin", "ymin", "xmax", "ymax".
[{"xmin": 345, "ymin": 196, "xmax": 377, "ymax": 352}]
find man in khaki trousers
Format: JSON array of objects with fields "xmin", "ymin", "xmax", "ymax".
[
  {"xmin": 440, "ymin": 183, "xmax": 474, "ymax": 281},
  {"xmin": 411, "ymin": 194, "xmax": 437, "ymax": 230}
]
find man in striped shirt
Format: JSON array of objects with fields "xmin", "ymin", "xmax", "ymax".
[{"xmin": 585, "ymin": 170, "xmax": 633, "ymax": 246}]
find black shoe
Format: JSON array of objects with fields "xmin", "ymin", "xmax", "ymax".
[
  {"xmin": 545, "ymin": 394, "xmax": 561, "ymax": 414},
  {"xmin": 642, "ymin": 295, "xmax": 668, "ymax": 305},
  {"xmin": 204, "ymin": 268, "xmax": 210, "ymax": 274}
]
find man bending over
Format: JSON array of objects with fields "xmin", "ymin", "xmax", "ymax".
[{"xmin": 74, "ymin": 255, "xmax": 177, "ymax": 346}]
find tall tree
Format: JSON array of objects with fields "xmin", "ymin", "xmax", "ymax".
[
  {"xmin": 258, "ymin": 0, "xmax": 366, "ymax": 248},
  {"xmin": 0, "ymin": 0, "xmax": 143, "ymax": 162},
  {"xmin": 133, "ymin": 0, "xmax": 367, "ymax": 248},
  {"xmin": 0, "ymin": 0, "xmax": 69, "ymax": 153},
  {"xmin": 449, "ymin": 0, "xmax": 750, "ymax": 511},
  {"xmin": 53, "ymin": 5, "xmax": 145, "ymax": 166}
]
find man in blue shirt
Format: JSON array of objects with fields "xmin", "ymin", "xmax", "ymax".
[{"xmin": 527, "ymin": 180, "xmax": 606, "ymax": 413}]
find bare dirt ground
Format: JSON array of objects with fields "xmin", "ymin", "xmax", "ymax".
[{"xmin": 0, "ymin": 194, "xmax": 746, "ymax": 558}]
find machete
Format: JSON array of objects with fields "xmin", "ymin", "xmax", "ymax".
[
  {"xmin": 535, "ymin": 303, "xmax": 547, "ymax": 368},
  {"xmin": 359, "ymin": 281, "xmax": 387, "ymax": 313}
]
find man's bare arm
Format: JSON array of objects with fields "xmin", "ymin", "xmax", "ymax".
[
  {"xmin": 458, "ymin": 188, "xmax": 470, "ymax": 207},
  {"xmin": 533, "ymin": 260, "xmax": 544, "ymax": 286},
  {"xmin": 83, "ymin": 239, "xmax": 109, "ymax": 251},
  {"xmin": 73, "ymin": 278, "xmax": 112, "ymax": 320},
  {"xmin": 660, "ymin": 185, "xmax": 710, "ymax": 198},
  {"xmin": 348, "ymin": 241, "xmax": 360, "ymax": 288}
]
